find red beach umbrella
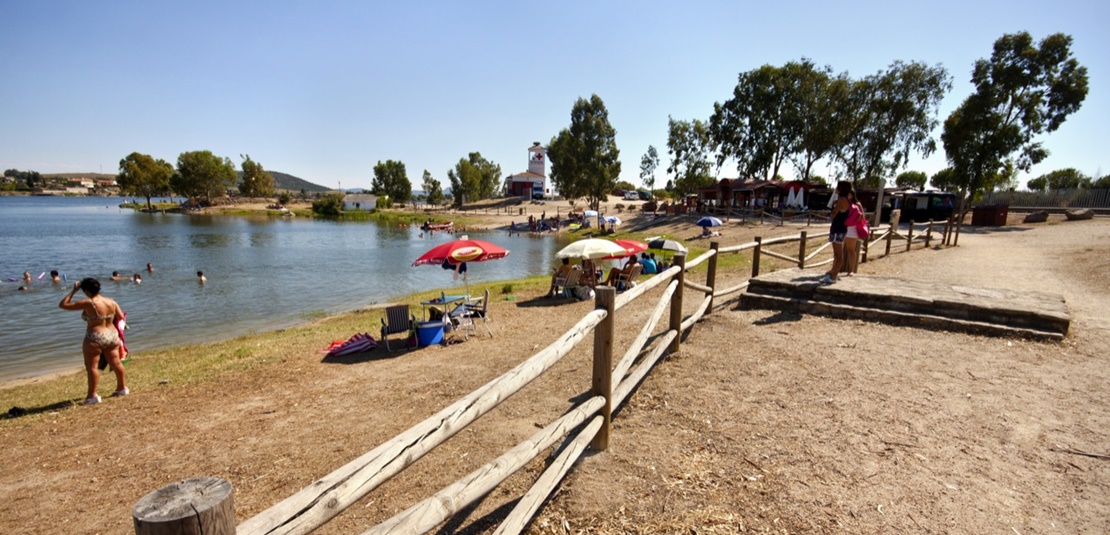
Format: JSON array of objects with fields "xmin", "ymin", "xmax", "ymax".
[
  {"xmin": 413, "ymin": 238, "xmax": 509, "ymax": 296},
  {"xmin": 601, "ymin": 239, "xmax": 648, "ymax": 260},
  {"xmin": 412, "ymin": 239, "xmax": 509, "ymax": 267}
]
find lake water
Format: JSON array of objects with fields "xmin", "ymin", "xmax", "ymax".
[{"xmin": 0, "ymin": 196, "xmax": 566, "ymax": 382}]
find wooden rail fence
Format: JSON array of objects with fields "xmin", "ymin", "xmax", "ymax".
[{"xmin": 133, "ymin": 217, "xmax": 951, "ymax": 534}]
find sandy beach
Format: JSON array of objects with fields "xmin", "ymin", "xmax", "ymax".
[{"xmin": 1, "ymin": 203, "xmax": 1107, "ymax": 534}]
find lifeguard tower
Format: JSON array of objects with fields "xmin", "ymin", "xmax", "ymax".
[{"xmin": 505, "ymin": 142, "xmax": 549, "ymax": 200}]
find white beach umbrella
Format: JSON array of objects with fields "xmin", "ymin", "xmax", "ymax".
[{"xmin": 556, "ymin": 238, "xmax": 628, "ymax": 260}]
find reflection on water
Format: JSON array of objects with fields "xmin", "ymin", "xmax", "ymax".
[{"xmin": 0, "ymin": 196, "xmax": 566, "ymax": 382}]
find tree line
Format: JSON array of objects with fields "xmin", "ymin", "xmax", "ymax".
[
  {"xmin": 115, "ymin": 151, "xmax": 275, "ymax": 210},
  {"xmin": 542, "ymin": 31, "xmax": 1089, "ymax": 214}
]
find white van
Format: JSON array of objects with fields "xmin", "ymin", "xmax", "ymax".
[{"xmin": 623, "ymin": 191, "xmax": 639, "ymax": 201}]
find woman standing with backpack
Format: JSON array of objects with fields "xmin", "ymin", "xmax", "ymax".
[{"xmin": 843, "ymin": 192, "xmax": 868, "ymax": 276}]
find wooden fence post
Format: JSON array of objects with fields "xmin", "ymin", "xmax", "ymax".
[
  {"xmin": 133, "ymin": 477, "xmax": 235, "ymax": 535},
  {"xmin": 926, "ymin": 220, "xmax": 934, "ymax": 248},
  {"xmin": 590, "ymin": 286, "xmax": 616, "ymax": 451},
  {"xmin": 906, "ymin": 223, "xmax": 914, "ymax": 252},
  {"xmin": 706, "ymin": 241, "xmax": 719, "ymax": 315},
  {"xmin": 861, "ymin": 232, "xmax": 869, "ymax": 264},
  {"xmin": 885, "ymin": 223, "xmax": 894, "ymax": 257},
  {"xmin": 798, "ymin": 231, "xmax": 807, "ymax": 269},
  {"xmin": 668, "ymin": 254, "xmax": 686, "ymax": 354},
  {"xmin": 752, "ymin": 236, "xmax": 762, "ymax": 278}
]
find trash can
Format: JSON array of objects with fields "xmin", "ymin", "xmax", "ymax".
[
  {"xmin": 971, "ymin": 204, "xmax": 1009, "ymax": 226},
  {"xmin": 416, "ymin": 321, "xmax": 444, "ymax": 347}
]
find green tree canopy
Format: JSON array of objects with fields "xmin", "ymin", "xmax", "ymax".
[
  {"xmin": 639, "ymin": 145, "xmax": 659, "ymax": 192},
  {"xmin": 929, "ymin": 168, "xmax": 959, "ymax": 192},
  {"xmin": 173, "ymin": 150, "xmax": 237, "ymax": 203},
  {"xmin": 895, "ymin": 170, "xmax": 928, "ymax": 191},
  {"xmin": 446, "ymin": 152, "xmax": 501, "ymax": 206},
  {"xmin": 117, "ymin": 152, "xmax": 174, "ymax": 209},
  {"xmin": 548, "ymin": 94, "xmax": 621, "ymax": 209},
  {"xmin": 710, "ymin": 63, "xmax": 799, "ymax": 180},
  {"xmin": 371, "ymin": 159, "xmax": 412, "ymax": 202},
  {"xmin": 1035, "ymin": 168, "xmax": 1091, "ymax": 190},
  {"xmin": 835, "ymin": 61, "xmax": 951, "ymax": 184},
  {"xmin": 239, "ymin": 154, "xmax": 275, "ymax": 198},
  {"xmin": 942, "ymin": 32, "xmax": 1088, "ymax": 217},
  {"xmin": 421, "ymin": 169, "xmax": 445, "ymax": 205},
  {"xmin": 666, "ymin": 116, "xmax": 715, "ymax": 197}
]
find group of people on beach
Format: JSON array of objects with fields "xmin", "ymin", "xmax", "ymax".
[{"xmin": 544, "ymin": 251, "xmax": 667, "ymax": 299}]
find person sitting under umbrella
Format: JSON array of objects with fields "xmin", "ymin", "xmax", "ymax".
[
  {"xmin": 604, "ymin": 256, "xmax": 639, "ymax": 286},
  {"xmin": 544, "ymin": 258, "xmax": 574, "ymax": 298},
  {"xmin": 639, "ymin": 253, "xmax": 657, "ymax": 275}
]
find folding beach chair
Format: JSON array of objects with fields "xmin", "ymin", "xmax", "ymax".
[
  {"xmin": 554, "ymin": 268, "xmax": 580, "ymax": 298},
  {"xmin": 380, "ymin": 304, "xmax": 415, "ymax": 352},
  {"xmin": 458, "ymin": 289, "xmax": 492, "ymax": 337},
  {"xmin": 615, "ymin": 264, "xmax": 643, "ymax": 292}
]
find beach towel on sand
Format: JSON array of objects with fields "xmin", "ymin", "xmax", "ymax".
[{"xmin": 321, "ymin": 333, "xmax": 377, "ymax": 357}]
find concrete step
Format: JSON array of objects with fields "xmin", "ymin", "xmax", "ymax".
[
  {"xmin": 741, "ymin": 268, "xmax": 1069, "ymax": 339},
  {"xmin": 740, "ymin": 293, "xmax": 1064, "ymax": 341}
]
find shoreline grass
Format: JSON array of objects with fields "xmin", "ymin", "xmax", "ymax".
[{"xmin": 0, "ymin": 274, "xmax": 551, "ymax": 426}]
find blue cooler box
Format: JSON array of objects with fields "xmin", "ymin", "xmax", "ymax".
[{"xmin": 416, "ymin": 321, "xmax": 444, "ymax": 347}]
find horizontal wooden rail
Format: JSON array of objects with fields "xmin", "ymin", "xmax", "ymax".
[
  {"xmin": 492, "ymin": 416, "xmax": 604, "ymax": 535},
  {"xmin": 719, "ymin": 241, "xmax": 758, "ymax": 254},
  {"xmin": 684, "ymin": 249, "xmax": 716, "ymax": 269},
  {"xmin": 237, "ymin": 310, "xmax": 607, "ymax": 535},
  {"xmin": 759, "ymin": 248, "xmax": 801, "ymax": 264},
  {"xmin": 683, "ymin": 280, "xmax": 713, "ymax": 293},
  {"xmin": 714, "ymin": 281, "xmax": 750, "ymax": 297},
  {"xmin": 362, "ymin": 396, "xmax": 607, "ymax": 535}
]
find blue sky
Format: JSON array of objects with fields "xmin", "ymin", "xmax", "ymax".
[{"xmin": 2, "ymin": 1, "xmax": 1106, "ymax": 191}]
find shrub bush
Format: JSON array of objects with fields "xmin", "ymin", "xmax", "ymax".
[{"xmin": 311, "ymin": 194, "xmax": 345, "ymax": 216}]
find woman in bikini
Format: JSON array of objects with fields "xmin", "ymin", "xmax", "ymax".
[
  {"xmin": 821, "ymin": 181, "xmax": 854, "ymax": 285},
  {"xmin": 59, "ymin": 278, "xmax": 128, "ymax": 405}
]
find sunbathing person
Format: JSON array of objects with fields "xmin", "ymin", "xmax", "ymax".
[{"xmin": 544, "ymin": 258, "xmax": 574, "ymax": 298}]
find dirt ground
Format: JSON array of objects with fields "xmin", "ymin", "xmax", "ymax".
[{"xmin": 1, "ymin": 206, "xmax": 1108, "ymax": 535}]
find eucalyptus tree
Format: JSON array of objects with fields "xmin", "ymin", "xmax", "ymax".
[
  {"xmin": 711, "ymin": 63, "xmax": 798, "ymax": 180},
  {"xmin": 666, "ymin": 116, "xmax": 716, "ymax": 196},
  {"xmin": 791, "ymin": 66, "xmax": 851, "ymax": 182},
  {"xmin": 639, "ymin": 145, "xmax": 659, "ymax": 192},
  {"xmin": 548, "ymin": 94, "xmax": 621, "ymax": 209},
  {"xmin": 446, "ymin": 152, "xmax": 500, "ymax": 206},
  {"xmin": 834, "ymin": 61, "xmax": 951, "ymax": 187},
  {"xmin": 117, "ymin": 152, "xmax": 173, "ymax": 209},
  {"xmin": 942, "ymin": 31, "xmax": 1088, "ymax": 240},
  {"xmin": 421, "ymin": 170, "xmax": 445, "ymax": 205},
  {"xmin": 174, "ymin": 150, "xmax": 237, "ymax": 203},
  {"xmin": 371, "ymin": 159, "xmax": 412, "ymax": 202},
  {"xmin": 238, "ymin": 155, "xmax": 274, "ymax": 198}
]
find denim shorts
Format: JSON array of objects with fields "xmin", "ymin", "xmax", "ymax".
[{"xmin": 828, "ymin": 231, "xmax": 846, "ymax": 244}]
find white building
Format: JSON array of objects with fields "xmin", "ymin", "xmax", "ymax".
[{"xmin": 504, "ymin": 142, "xmax": 549, "ymax": 199}]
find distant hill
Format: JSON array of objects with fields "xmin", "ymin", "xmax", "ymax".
[
  {"xmin": 43, "ymin": 173, "xmax": 117, "ymax": 180},
  {"xmin": 264, "ymin": 171, "xmax": 330, "ymax": 193}
]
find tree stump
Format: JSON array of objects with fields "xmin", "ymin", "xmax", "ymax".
[{"xmin": 133, "ymin": 477, "xmax": 235, "ymax": 535}]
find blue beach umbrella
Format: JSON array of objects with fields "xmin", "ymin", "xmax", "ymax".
[{"xmin": 696, "ymin": 216, "xmax": 723, "ymax": 227}]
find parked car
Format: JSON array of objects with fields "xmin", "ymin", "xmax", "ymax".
[
  {"xmin": 623, "ymin": 191, "xmax": 640, "ymax": 201},
  {"xmin": 637, "ymin": 190, "xmax": 653, "ymax": 201}
]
